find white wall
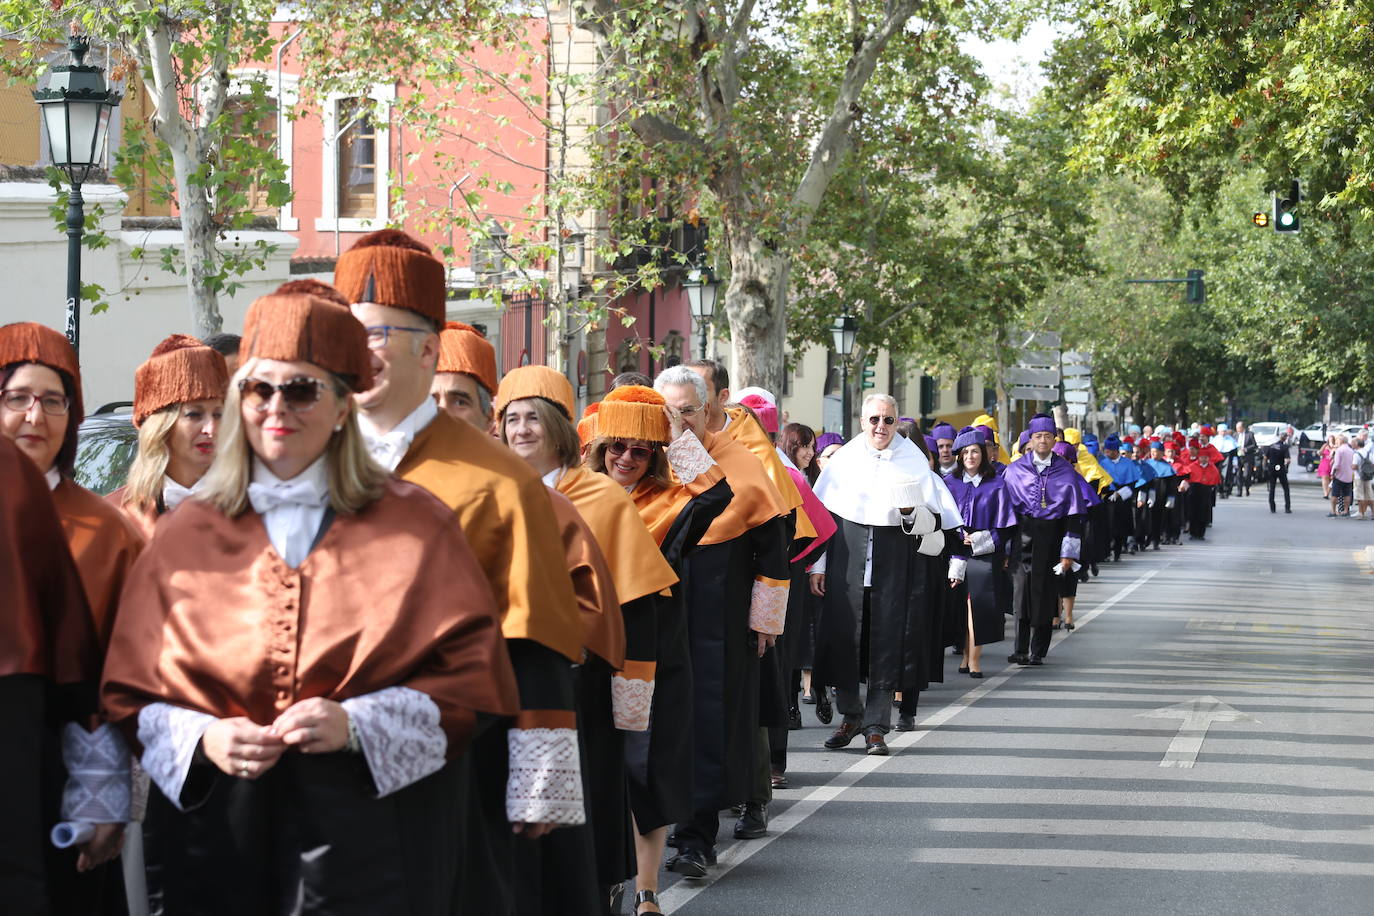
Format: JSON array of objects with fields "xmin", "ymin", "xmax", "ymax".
[{"xmin": 0, "ymin": 181, "xmax": 297, "ymax": 410}]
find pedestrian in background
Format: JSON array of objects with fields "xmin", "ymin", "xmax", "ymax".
[
  {"xmin": 1317, "ymin": 435, "xmax": 1334, "ymax": 499},
  {"xmin": 1328, "ymin": 432, "xmax": 1356, "ymax": 518},
  {"xmin": 1265, "ymin": 430, "xmax": 1292, "ymax": 514},
  {"xmin": 1352, "ymin": 430, "xmax": 1374, "ymax": 519}
]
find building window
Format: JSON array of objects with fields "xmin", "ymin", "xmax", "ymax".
[
  {"xmin": 222, "ymin": 97, "xmax": 277, "ymax": 218},
  {"xmin": 337, "ymin": 98, "xmax": 376, "ymax": 219},
  {"xmin": 316, "ymin": 84, "xmax": 394, "ymax": 232},
  {"xmin": 957, "ymin": 373, "xmax": 973, "ymax": 405}
]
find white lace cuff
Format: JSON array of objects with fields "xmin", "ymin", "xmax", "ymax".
[
  {"xmin": 60, "ymin": 723, "xmax": 132, "ymax": 825},
  {"xmin": 948, "ymin": 556, "xmax": 967, "ymax": 582},
  {"xmin": 968, "ymin": 529, "xmax": 996, "ymax": 556},
  {"xmin": 130, "ymin": 758, "xmax": 150, "ymax": 823},
  {"xmin": 341, "ymin": 686, "xmax": 447, "ymax": 798},
  {"xmin": 749, "ymin": 576, "xmax": 788, "ymax": 635},
  {"xmin": 506, "ymin": 726, "xmax": 585, "ymax": 826},
  {"xmin": 137, "ymin": 703, "xmax": 216, "ymax": 812},
  {"xmin": 1060, "ymin": 534, "xmax": 1082, "ymax": 561},
  {"xmin": 611, "ymin": 662, "xmax": 655, "ymax": 732},
  {"xmin": 666, "ymin": 430, "xmax": 715, "ymax": 484}
]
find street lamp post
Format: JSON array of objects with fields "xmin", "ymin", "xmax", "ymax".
[
  {"xmin": 33, "ymin": 29, "xmax": 121, "ymax": 355},
  {"xmin": 684, "ymin": 266, "xmax": 718, "ymax": 359},
  {"xmin": 831, "ymin": 312, "xmax": 859, "ymax": 438}
]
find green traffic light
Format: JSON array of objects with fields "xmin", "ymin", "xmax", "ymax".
[{"xmin": 1279, "ymin": 211, "xmax": 1295, "ymax": 227}]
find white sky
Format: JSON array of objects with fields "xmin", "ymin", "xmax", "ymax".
[{"xmin": 961, "ymin": 21, "xmax": 1063, "ymax": 109}]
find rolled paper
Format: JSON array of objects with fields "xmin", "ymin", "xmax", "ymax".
[{"xmin": 51, "ymin": 821, "xmax": 95, "ymax": 849}]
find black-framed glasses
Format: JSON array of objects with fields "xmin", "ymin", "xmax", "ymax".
[
  {"xmin": 1, "ymin": 389, "xmax": 70, "ymax": 416},
  {"xmin": 365, "ymin": 325, "xmax": 431, "ymax": 349},
  {"xmin": 867, "ymin": 415, "xmax": 896, "ymax": 426},
  {"xmin": 239, "ymin": 377, "xmax": 328, "ymax": 413},
  {"xmin": 608, "ymin": 440, "xmax": 653, "ymax": 462}
]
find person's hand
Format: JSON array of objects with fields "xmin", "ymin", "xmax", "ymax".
[
  {"xmin": 271, "ymin": 697, "xmax": 350, "ymax": 754},
  {"xmin": 1060, "ymin": 558, "xmax": 1074, "ymax": 572},
  {"xmin": 201, "ymin": 717, "xmax": 286, "ymax": 779},
  {"xmin": 664, "ymin": 405, "xmax": 685, "ymax": 441},
  {"xmin": 809, "ymin": 572, "xmax": 826, "ymax": 597},
  {"xmin": 76, "ymin": 823, "xmax": 124, "ymax": 872},
  {"xmin": 961, "ymin": 532, "xmax": 973, "ymax": 546},
  {"xmin": 513, "ymin": 821, "xmax": 558, "ymax": 839},
  {"xmin": 948, "ymin": 578, "xmax": 961, "ymax": 588},
  {"xmin": 754, "ymin": 631, "xmax": 777, "ymax": 657}
]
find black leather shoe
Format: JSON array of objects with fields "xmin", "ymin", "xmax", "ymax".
[
  {"xmin": 666, "ymin": 848, "xmax": 709, "ymax": 878},
  {"xmin": 787, "ymin": 706, "xmax": 802, "ymax": 730},
  {"xmin": 824, "ymin": 721, "xmax": 861, "ymax": 749},
  {"xmin": 815, "ymin": 689, "xmax": 834, "ymax": 725},
  {"xmin": 894, "ymin": 714, "xmax": 916, "ymax": 732},
  {"xmin": 969, "ymin": 669, "xmax": 984, "ymax": 678},
  {"xmin": 1028, "ymin": 656, "xmax": 1044, "ymax": 666},
  {"xmin": 958, "ymin": 665, "xmax": 970, "ymax": 674},
  {"xmin": 865, "ymin": 733, "xmax": 890, "ymax": 756},
  {"xmin": 734, "ymin": 802, "xmax": 767, "ymax": 839},
  {"xmin": 1007, "ymin": 652, "xmax": 1029, "ymax": 665}
]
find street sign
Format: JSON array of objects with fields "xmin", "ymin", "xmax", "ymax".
[
  {"xmin": 1063, "ymin": 377, "xmax": 1092, "ymax": 390},
  {"xmin": 1061, "ymin": 350, "xmax": 1091, "ymax": 364},
  {"xmin": 1009, "ymin": 385, "xmax": 1060, "ymax": 401},
  {"xmin": 1008, "ymin": 330, "xmax": 1061, "ymax": 349},
  {"xmin": 1061, "ymin": 363, "xmax": 1092, "ymax": 377},
  {"xmin": 1004, "ymin": 366, "xmax": 1060, "ymax": 386},
  {"xmin": 1063, "ymin": 390, "xmax": 1091, "ymax": 404},
  {"xmin": 1016, "ymin": 349, "xmax": 1059, "ymax": 368},
  {"xmin": 1066, "ymin": 404, "xmax": 1087, "ymax": 417}
]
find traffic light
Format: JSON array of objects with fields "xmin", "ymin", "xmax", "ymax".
[
  {"xmin": 860, "ymin": 358, "xmax": 876, "ymax": 390},
  {"xmin": 918, "ymin": 374, "xmax": 936, "ymax": 414},
  {"xmin": 1185, "ymin": 268, "xmax": 1205, "ymax": 304},
  {"xmin": 1273, "ymin": 180, "xmax": 1300, "ymax": 233},
  {"xmin": 1251, "ymin": 212, "xmax": 1269, "ymax": 227}
]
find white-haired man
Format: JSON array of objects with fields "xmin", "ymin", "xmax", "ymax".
[
  {"xmin": 808, "ymin": 393, "xmax": 964, "ymax": 756},
  {"xmin": 655, "ymin": 364, "xmax": 793, "ymax": 876}
]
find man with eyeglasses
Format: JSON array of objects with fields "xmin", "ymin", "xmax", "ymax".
[
  {"xmin": 335, "ymin": 230, "xmax": 586, "ymax": 913},
  {"xmin": 1001, "ymin": 414, "xmax": 1090, "ymax": 666},
  {"xmin": 808, "ymin": 393, "xmax": 964, "ymax": 757},
  {"xmin": 654, "ymin": 365, "xmax": 793, "ymax": 876}
]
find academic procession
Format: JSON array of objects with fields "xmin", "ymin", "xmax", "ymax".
[{"xmin": 0, "ymin": 229, "xmax": 1276, "ymax": 916}]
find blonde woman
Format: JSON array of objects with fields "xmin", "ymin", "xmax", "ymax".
[
  {"xmin": 102, "ymin": 290, "xmax": 517, "ymax": 915},
  {"xmin": 108, "ymin": 335, "xmax": 228, "ymax": 538}
]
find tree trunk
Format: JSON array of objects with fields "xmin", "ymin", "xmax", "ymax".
[
  {"xmin": 168, "ymin": 145, "xmax": 224, "ymax": 338},
  {"xmin": 721, "ymin": 224, "xmax": 788, "ymax": 390}
]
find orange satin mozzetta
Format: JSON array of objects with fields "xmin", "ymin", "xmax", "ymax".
[
  {"xmin": 548, "ymin": 489, "xmax": 624, "ymax": 669},
  {"xmin": 628, "ymin": 451, "xmax": 727, "ymax": 546},
  {"xmin": 101, "ymin": 479, "xmax": 519, "ymax": 753},
  {"xmin": 555, "ymin": 465, "xmax": 679, "ymax": 603},
  {"xmin": 697, "ymin": 430, "xmax": 788, "ymax": 546},
  {"xmin": 395, "ymin": 411, "xmax": 584, "ymax": 662},
  {"xmin": 722, "ymin": 406, "xmax": 811, "ymax": 539},
  {"xmin": 52, "ymin": 477, "xmax": 144, "ymax": 648},
  {"xmin": 0, "ymin": 438, "xmax": 96, "ymax": 682}
]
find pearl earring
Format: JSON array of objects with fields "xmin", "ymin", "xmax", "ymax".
[{"xmin": 333, "ymin": 424, "xmax": 343, "ymax": 432}]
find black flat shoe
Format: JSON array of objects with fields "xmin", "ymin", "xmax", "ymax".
[
  {"xmin": 815, "ymin": 689, "xmax": 833, "ymax": 725},
  {"xmin": 734, "ymin": 802, "xmax": 768, "ymax": 839},
  {"xmin": 968, "ymin": 669, "xmax": 984, "ymax": 678},
  {"xmin": 1027, "ymin": 656, "xmax": 1044, "ymax": 666},
  {"xmin": 666, "ymin": 849, "xmax": 709, "ymax": 879},
  {"xmin": 958, "ymin": 665, "xmax": 970, "ymax": 674},
  {"xmin": 787, "ymin": 706, "xmax": 802, "ymax": 730},
  {"xmin": 1007, "ymin": 653, "xmax": 1029, "ymax": 665},
  {"xmin": 894, "ymin": 714, "xmax": 916, "ymax": 732}
]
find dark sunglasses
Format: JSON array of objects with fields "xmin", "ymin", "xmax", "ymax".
[
  {"xmin": 867, "ymin": 415, "xmax": 896, "ymax": 426},
  {"xmin": 239, "ymin": 376, "xmax": 328, "ymax": 413},
  {"xmin": 607, "ymin": 440, "xmax": 653, "ymax": 462}
]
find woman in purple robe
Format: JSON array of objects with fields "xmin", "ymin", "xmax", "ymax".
[{"xmin": 943, "ymin": 429, "xmax": 1016, "ymax": 676}]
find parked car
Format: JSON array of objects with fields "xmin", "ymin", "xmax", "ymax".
[
  {"xmin": 74, "ymin": 405, "xmax": 137, "ymax": 495},
  {"xmin": 1297, "ymin": 423, "xmax": 1365, "ymax": 471},
  {"xmin": 1249, "ymin": 422, "xmax": 1287, "ymax": 449}
]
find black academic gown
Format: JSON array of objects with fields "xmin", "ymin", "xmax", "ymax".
[
  {"xmin": 625, "ymin": 479, "xmax": 733, "ymax": 832},
  {"xmin": 680, "ymin": 512, "xmax": 791, "ymax": 813},
  {"xmin": 813, "ymin": 516, "xmax": 941, "ymax": 694}
]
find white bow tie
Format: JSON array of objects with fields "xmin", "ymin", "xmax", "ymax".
[{"xmin": 247, "ymin": 479, "xmax": 329, "ymax": 515}]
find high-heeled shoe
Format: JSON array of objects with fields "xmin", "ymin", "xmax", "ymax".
[
  {"xmin": 635, "ymin": 888, "xmax": 662, "ymax": 914},
  {"xmin": 1064, "ymin": 620, "xmax": 1075, "ymax": 631},
  {"xmin": 958, "ymin": 665, "xmax": 970, "ymax": 674}
]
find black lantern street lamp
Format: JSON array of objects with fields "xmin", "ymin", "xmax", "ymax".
[
  {"xmin": 830, "ymin": 312, "xmax": 859, "ymax": 437},
  {"xmin": 684, "ymin": 266, "xmax": 718, "ymax": 358},
  {"xmin": 33, "ymin": 30, "xmax": 121, "ymax": 354}
]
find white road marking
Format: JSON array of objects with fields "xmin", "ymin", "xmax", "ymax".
[
  {"xmin": 908, "ymin": 847, "xmax": 1372, "ymax": 876},
  {"xmin": 656, "ymin": 564, "xmax": 1167, "ymax": 913},
  {"xmin": 1137, "ymin": 696, "xmax": 1257, "ymax": 768}
]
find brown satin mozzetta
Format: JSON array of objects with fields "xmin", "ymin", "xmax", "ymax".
[
  {"xmin": 549, "ymin": 489, "xmax": 624, "ymax": 668},
  {"xmin": 106, "ymin": 485, "xmax": 158, "ymax": 541},
  {"xmin": 555, "ymin": 466, "xmax": 679, "ymax": 604},
  {"xmin": 101, "ymin": 479, "xmax": 519, "ymax": 753},
  {"xmin": 394, "ymin": 411, "xmax": 584, "ymax": 662},
  {"xmin": 52, "ymin": 477, "xmax": 144, "ymax": 649},
  {"xmin": 0, "ymin": 437, "xmax": 96, "ymax": 682}
]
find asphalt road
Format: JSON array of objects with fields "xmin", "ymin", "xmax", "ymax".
[{"xmin": 653, "ymin": 471, "xmax": 1374, "ymax": 915}]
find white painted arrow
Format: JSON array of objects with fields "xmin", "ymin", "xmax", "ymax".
[{"xmin": 1136, "ymin": 696, "xmax": 1255, "ymax": 769}]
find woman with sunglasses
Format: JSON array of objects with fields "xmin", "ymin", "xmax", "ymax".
[
  {"xmin": 107, "ymin": 335, "xmax": 228, "ymax": 539},
  {"xmin": 584, "ymin": 384, "xmax": 732, "ymax": 914},
  {"xmin": 494, "ymin": 365, "xmax": 681, "ymax": 914},
  {"xmin": 102, "ymin": 290, "xmax": 517, "ymax": 915}
]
